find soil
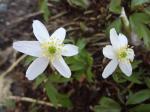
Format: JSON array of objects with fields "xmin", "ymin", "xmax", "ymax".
[{"xmin": 0, "ymin": 0, "xmax": 150, "ymax": 112}]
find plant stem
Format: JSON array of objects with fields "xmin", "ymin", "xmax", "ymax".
[
  {"xmin": 1, "ymin": 55, "xmax": 27, "ymax": 78},
  {"xmin": 122, "ymin": 82, "xmax": 134, "ymax": 94},
  {"xmin": 8, "ymin": 95, "xmax": 61, "ymax": 107}
]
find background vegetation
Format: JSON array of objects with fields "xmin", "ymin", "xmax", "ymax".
[{"xmin": 0, "ymin": 0, "xmax": 150, "ymax": 111}]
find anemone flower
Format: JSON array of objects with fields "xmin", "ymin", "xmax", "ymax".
[
  {"xmin": 102, "ymin": 28, "xmax": 134, "ymax": 79},
  {"xmin": 13, "ymin": 20, "xmax": 78, "ymax": 80}
]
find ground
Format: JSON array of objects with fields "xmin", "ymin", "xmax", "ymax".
[{"xmin": 0, "ymin": 0, "xmax": 150, "ymax": 112}]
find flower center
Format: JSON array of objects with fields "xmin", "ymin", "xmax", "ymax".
[
  {"xmin": 118, "ymin": 51, "xmax": 127, "ymax": 59},
  {"xmin": 40, "ymin": 38, "xmax": 63, "ymax": 62},
  {"xmin": 117, "ymin": 47, "xmax": 128, "ymax": 61},
  {"xmin": 48, "ymin": 46, "xmax": 56, "ymax": 54}
]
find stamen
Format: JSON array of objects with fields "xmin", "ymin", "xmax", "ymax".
[
  {"xmin": 48, "ymin": 46, "xmax": 56, "ymax": 54},
  {"xmin": 118, "ymin": 51, "xmax": 127, "ymax": 59},
  {"xmin": 40, "ymin": 37, "xmax": 63, "ymax": 62}
]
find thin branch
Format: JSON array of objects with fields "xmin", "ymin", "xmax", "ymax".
[
  {"xmin": 122, "ymin": 82, "xmax": 134, "ymax": 94},
  {"xmin": 9, "ymin": 11, "xmax": 42, "ymax": 26},
  {"xmin": 1, "ymin": 55, "xmax": 27, "ymax": 78},
  {"xmin": 8, "ymin": 95, "xmax": 61, "ymax": 107}
]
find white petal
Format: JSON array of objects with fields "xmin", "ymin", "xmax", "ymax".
[
  {"xmin": 61, "ymin": 44, "xmax": 79, "ymax": 57},
  {"xmin": 13, "ymin": 41, "xmax": 42, "ymax": 57},
  {"xmin": 119, "ymin": 61, "xmax": 132, "ymax": 77},
  {"xmin": 102, "ymin": 59, "xmax": 118, "ymax": 79},
  {"xmin": 26, "ymin": 57, "xmax": 49, "ymax": 80},
  {"xmin": 50, "ymin": 27, "xmax": 66, "ymax": 44},
  {"xmin": 118, "ymin": 33, "xmax": 128, "ymax": 47},
  {"xmin": 103, "ymin": 45, "xmax": 115, "ymax": 59},
  {"xmin": 32, "ymin": 20, "xmax": 50, "ymax": 43},
  {"xmin": 127, "ymin": 48, "xmax": 135, "ymax": 61},
  {"xmin": 52, "ymin": 56, "xmax": 71, "ymax": 78},
  {"xmin": 110, "ymin": 28, "xmax": 120, "ymax": 50}
]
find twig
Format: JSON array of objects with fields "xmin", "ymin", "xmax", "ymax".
[
  {"xmin": 122, "ymin": 82, "xmax": 134, "ymax": 94},
  {"xmin": 8, "ymin": 95, "xmax": 61, "ymax": 107},
  {"xmin": 9, "ymin": 11, "xmax": 42, "ymax": 26},
  {"xmin": 49, "ymin": 11, "xmax": 68, "ymax": 20},
  {"xmin": 1, "ymin": 55, "xmax": 27, "ymax": 77}
]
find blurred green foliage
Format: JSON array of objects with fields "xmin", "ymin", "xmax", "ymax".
[
  {"xmin": 17, "ymin": 0, "xmax": 150, "ymax": 110},
  {"xmin": 94, "ymin": 97, "xmax": 121, "ymax": 112},
  {"xmin": 39, "ymin": 0, "xmax": 50, "ymax": 22},
  {"xmin": 107, "ymin": 0, "xmax": 150, "ymax": 48},
  {"xmin": 109, "ymin": 0, "xmax": 121, "ymax": 14},
  {"xmin": 67, "ymin": 0, "xmax": 90, "ymax": 9}
]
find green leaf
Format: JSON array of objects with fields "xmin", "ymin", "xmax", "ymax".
[
  {"xmin": 67, "ymin": 0, "xmax": 90, "ymax": 9},
  {"xmin": 45, "ymin": 81, "xmax": 58, "ymax": 107},
  {"xmin": 24, "ymin": 56, "xmax": 36, "ymax": 66},
  {"xmin": 131, "ymin": 0, "xmax": 150, "ymax": 9},
  {"xmin": 57, "ymin": 94, "xmax": 72, "ymax": 108},
  {"xmin": 76, "ymin": 38, "xmax": 87, "ymax": 51},
  {"xmin": 126, "ymin": 89, "xmax": 150, "ymax": 105},
  {"xmin": 65, "ymin": 45, "xmax": 93, "ymax": 82},
  {"xmin": 34, "ymin": 74, "xmax": 47, "ymax": 89},
  {"xmin": 70, "ymin": 64, "xmax": 84, "ymax": 71},
  {"xmin": 132, "ymin": 60, "xmax": 142, "ymax": 70},
  {"xmin": 86, "ymin": 68, "xmax": 93, "ymax": 82},
  {"xmin": 123, "ymin": 72, "xmax": 142, "ymax": 84},
  {"xmin": 3, "ymin": 99, "xmax": 16, "ymax": 108},
  {"xmin": 39, "ymin": 0, "xmax": 50, "ymax": 22},
  {"xmin": 130, "ymin": 13, "xmax": 150, "ymax": 48},
  {"xmin": 48, "ymin": 73, "xmax": 71, "ymax": 83},
  {"xmin": 144, "ymin": 77, "xmax": 150, "ymax": 88},
  {"xmin": 109, "ymin": 0, "xmax": 121, "ymax": 14},
  {"xmin": 129, "ymin": 104, "xmax": 150, "ymax": 112},
  {"xmin": 45, "ymin": 80, "xmax": 72, "ymax": 108},
  {"xmin": 113, "ymin": 71, "xmax": 127, "ymax": 83},
  {"xmin": 144, "ymin": 7, "xmax": 150, "ymax": 15},
  {"xmin": 140, "ymin": 24, "xmax": 150, "ymax": 48},
  {"xmin": 94, "ymin": 97, "xmax": 121, "ymax": 112},
  {"xmin": 106, "ymin": 18, "xmax": 122, "ymax": 36}
]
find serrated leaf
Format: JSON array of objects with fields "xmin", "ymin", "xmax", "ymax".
[
  {"xmin": 123, "ymin": 72, "xmax": 142, "ymax": 84},
  {"xmin": 113, "ymin": 70, "xmax": 127, "ymax": 83},
  {"xmin": 132, "ymin": 60, "xmax": 142, "ymax": 69},
  {"xmin": 129, "ymin": 104, "xmax": 150, "ymax": 112},
  {"xmin": 126, "ymin": 89, "xmax": 150, "ymax": 105},
  {"xmin": 45, "ymin": 81, "xmax": 58, "ymax": 107},
  {"xmin": 94, "ymin": 97, "xmax": 121, "ymax": 112},
  {"xmin": 109, "ymin": 0, "xmax": 121, "ymax": 14},
  {"xmin": 131, "ymin": 0, "xmax": 150, "ymax": 9},
  {"xmin": 130, "ymin": 13, "xmax": 150, "ymax": 48}
]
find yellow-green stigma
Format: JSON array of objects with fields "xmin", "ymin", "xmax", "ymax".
[
  {"xmin": 48, "ymin": 46, "xmax": 56, "ymax": 54},
  {"xmin": 41, "ymin": 40, "xmax": 63, "ymax": 62},
  {"xmin": 118, "ymin": 50, "xmax": 127, "ymax": 60}
]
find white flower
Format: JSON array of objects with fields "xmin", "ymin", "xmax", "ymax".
[
  {"xmin": 102, "ymin": 28, "xmax": 135, "ymax": 79},
  {"xmin": 13, "ymin": 20, "xmax": 79, "ymax": 80}
]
